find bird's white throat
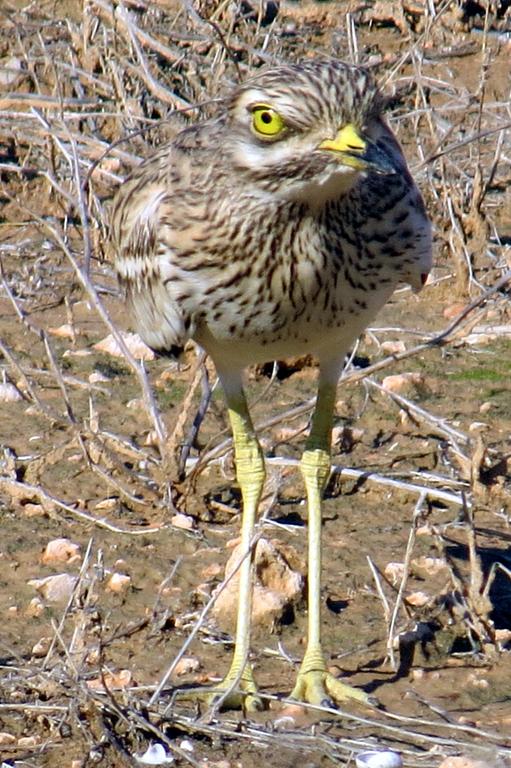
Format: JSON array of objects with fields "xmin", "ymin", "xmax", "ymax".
[{"xmin": 280, "ymin": 165, "xmax": 361, "ymax": 209}]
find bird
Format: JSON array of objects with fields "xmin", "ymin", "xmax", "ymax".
[{"xmin": 110, "ymin": 58, "xmax": 432, "ymax": 712}]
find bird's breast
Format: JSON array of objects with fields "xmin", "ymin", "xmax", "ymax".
[{"xmin": 189, "ymin": 221, "xmax": 398, "ymax": 365}]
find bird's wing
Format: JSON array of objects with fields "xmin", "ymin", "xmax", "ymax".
[{"xmin": 110, "ymin": 153, "xmax": 190, "ymax": 354}]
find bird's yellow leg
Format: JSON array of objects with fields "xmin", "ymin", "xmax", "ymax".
[
  {"xmin": 209, "ymin": 387, "xmax": 265, "ymax": 711},
  {"xmin": 291, "ymin": 377, "xmax": 373, "ymax": 708}
]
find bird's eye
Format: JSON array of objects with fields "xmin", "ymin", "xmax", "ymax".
[{"xmin": 251, "ymin": 105, "xmax": 285, "ymax": 137}]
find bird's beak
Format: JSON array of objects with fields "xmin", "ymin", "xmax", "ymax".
[{"xmin": 319, "ymin": 123, "xmax": 395, "ymax": 175}]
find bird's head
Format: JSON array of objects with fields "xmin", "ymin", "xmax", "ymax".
[{"xmin": 224, "ymin": 59, "xmax": 398, "ymax": 206}]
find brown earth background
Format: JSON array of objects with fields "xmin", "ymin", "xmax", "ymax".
[{"xmin": 1, "ymin": 1, "xmax": 511, "ymax": 767}]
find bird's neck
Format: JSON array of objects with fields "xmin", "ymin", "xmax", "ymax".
[{"xmin": 277, "ymin": 168, "xmax": 361, "ymax": 211}]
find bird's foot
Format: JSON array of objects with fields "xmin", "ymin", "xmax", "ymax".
[
  {"xmin": 206, "ymin": 662, "xmax": 264, "ymax": 712},
  {"xmin": 290, "ymin": 648, "xmax": 377, "ymax": 709}
]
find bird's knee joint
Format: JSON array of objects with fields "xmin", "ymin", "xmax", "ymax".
[{"xmin": 300, "ymin": 448, "xmax": 331, "ymax": 485}]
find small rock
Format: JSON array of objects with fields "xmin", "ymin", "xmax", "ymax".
[
  {"xmin": 32, "ymin": 637, "xmax": 52, "ymax": 657},
  {"xmin": 48, "ymin": 323, "xmax": 80, "ymax": 339},
  {"xmin": 171, "ymin": 513, "xmax": 195, "ymax": 531},
  {"xmin": 0, "ymin": 732, "xmax": 16, "ymax": 745},
  {"xmin": 106, "ymin": 573, "xmax": 132, "ymax": 593},
  {"xmin": 465, "ymin": 329, "xmax": 496, "ymax": 346},
  {"xmin": 212, "ymin": 538, "xmax": 303, "ymax": 628},
  {"xmin": 28, "ymin": 573, "xmax": 78, "ymax": 603},
  {"xmin": 17, "ymin": 735, "xmax": 39, "ymax": 747},
  {"xmin": 86, "ymin": 648, "xmax": 100, "ymax": 665},
  {"xmin": 172, "ymin": 656, "xmax": 201, "ymax": 678},
  {"xmin": 26, "ymin": 597, "xmax": 45, "ymax": 617},
  {"xmin": 62, "ymin": 348, "xmax": 92, "ymax": 358},
  {"xmin": 274, "ymin": 702, "xmax": 310, "ymax": 729},
  {"xmin": 144, "ymin": 430, "xmax": 160, "ymax": 447},
  {"xmin": 93, "ymin": 331, "xmax": 155, "ymax": 360},
  {"xmin": 495, "ymin": 628, "xmax": 511, "ymax": 647},
  {"xmin": 405, "ymin": 591, "xmax": 430, "ymax": 607},
  {"xmin": 41, "ymin": 538, "xmax": 81, "ymax": 565},
  {"xmin": 468, "ymin": 673, "xmax": 489, "ymax": 690},
  {"xmin": 0, "ymin": 56, "xmax": 24, "ymax": 87},
  {"xmin": 94, "ymin": 497, "xmax": 118, "ymax": 512},
  {"xmin": 381, "ymin": 372, "xmax": 425, "ymax": 394},
  {"xmin": 89, "ymin": 370, "xmax": 111, "ymax": 384},
  {"xmin": 87, "ymin": 669, "xmax": 132, "ymax": 691},
  {"xmin": 179, "ymin": 739, "xmax": 194, "ymax": 752},
  {"xmin": 282, "ymin": 21, "xmax": 297, "ymax": 35},
  {"xmin": 155, "ymin": 366, "xmax": 182, "ymax": 385},
  {"xmin": 355, "ymin": 751, "xmax": 402, "ymax": 768},
  {"xmin": 0, "ymin": 382, "xmax": 23, "ymax": 402},
  {"xmin": 381, "ymin": 340, "xmax": 406, "ymax": 355},
  {"xmin": 272, "ymin": 714, "xmax": 298, "ymax": 730},
  {"xmin": 23, "ymin": 503, "xmax": 46, "ymax": 517},
  {"xmin": 411, "ymin": 556, "xmax": 447, "ymax": 576},
  {"xmin": 468, "ymin": 421, "xmax": 488, "ymax": 433},
  {"xmin": 275, "ymin": 421, "xmax": 308, "ymax": 441},
  {"xmin": 127, "ymin": 397, "xmax": 145, "ymax": 410},
  {"xmin": 135, "ymin": 743, "xmax": 174, "ymax": 765},
  {"xmin": 384, "ymin": 562, "xmax": 405, "ymax": 584}
]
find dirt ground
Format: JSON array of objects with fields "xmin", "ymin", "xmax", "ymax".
[{"xmin": 1, "ymin": 1, "xmax": 511, "ymax": 766}]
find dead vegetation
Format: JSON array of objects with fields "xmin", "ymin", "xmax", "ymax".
[{"xmin": 1, "ymin": 1, "xmax": 511, "ymax": 766}]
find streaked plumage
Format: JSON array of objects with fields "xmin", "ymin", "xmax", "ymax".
[{"xmin": 111, "ymin": 58, "xmax": 432, "ymax": 711}]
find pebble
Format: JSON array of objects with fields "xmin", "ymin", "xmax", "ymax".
[
  {"xmin": 28, "ymin": 573, "xmax": 78, "ymax": 603},
  {"xmin": 0, "ymin": 56, "xmax": 23, "ymax": 87},
  {"xmin": 384, "ymin": 562, "xmax": 405, "ymax": 584},
  {"xmin": 106, "ymin": 573, "xmax": 132, "ymax": 593},
  {"xmin": 87, "ymin": 669, "xmax": 132, "ymax": 691},
  {"xmin": 32, "ymin": 637, "xmax": 51, "ymax": 657},
  {"xmin": 0, "ymin": 382, "xmax": 23, "ymax": 402},
  {"xmin": 381, "ymin": 372, "xmax": 425, "ymax": 394},
  {"xmin": 41, "ymin": 538, "xmax": 81, "ymax": 565},
  {"xmin": 48, "ymin": 323, "xmax": 79, "ymax": 339},
  {"xmin": 355, "ymin": 750, "xmax": 402, "ymax": 768},
  {"xmin": 212, "ymin": 537, "xmax": 303, "ymax": 627},
  {"xmin": 171, "ymin": 513, "xmax": 195, "ymax": 531},
  {"xmin": 25, "ymin": 597, "xmax": 45, "ymax": 617},
  {"xmin": 23, "ymin": 503, "xmax": 46, "ymax": 517},
  {"xmin": 93, "ymin": 331, "xmax": 155, "ymax": 360},
  {"xmin": 411, "ymin": 556, "xmax": 447, "ymax": 576},
  {"xmin": 381, "ymin": 340, "xmax": 407, "ymax": 355},
  {"xmin": 17, "ymin": 735, "xmax": 39, "ymax": 748},
  {"xmin": 405, "ymin": 590, "xmax": 430, "ymax": 607},
  {"xmin": 171, "ymin": 656, "xmax": 201, "ymax": 677}
]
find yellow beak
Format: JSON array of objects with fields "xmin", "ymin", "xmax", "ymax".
[{"xmin": 319, "ymin": 123, "xmax": 395, "ymax": 175}]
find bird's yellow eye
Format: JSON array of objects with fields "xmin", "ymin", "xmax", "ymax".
[{"xmin": 251, "ymin": 105, "xmax": 285, "ymax": 137}]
